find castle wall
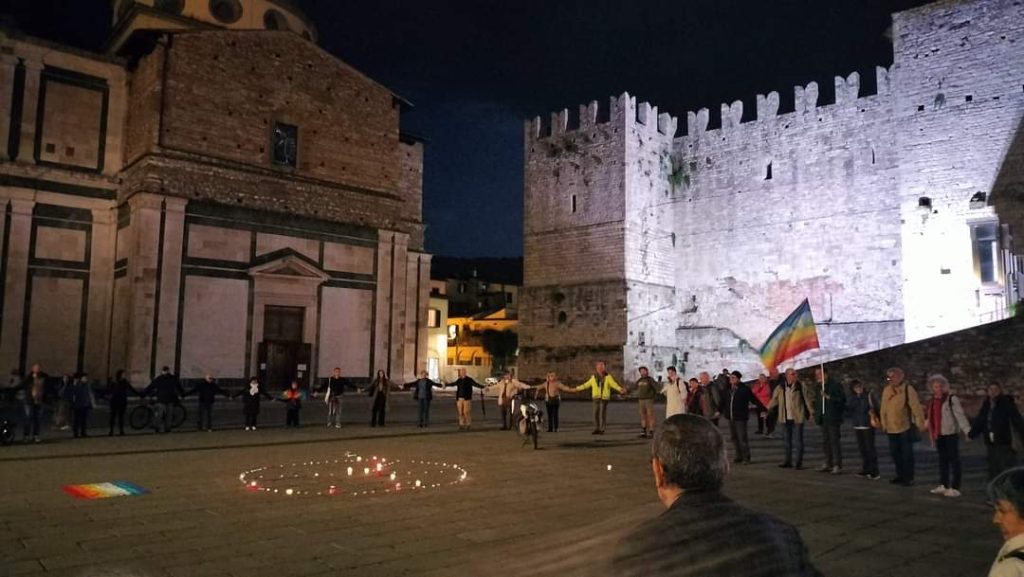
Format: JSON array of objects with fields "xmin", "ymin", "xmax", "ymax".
[{"xmin": 892, "ymin": 0, "xmax": 1024, "ymax": 341}]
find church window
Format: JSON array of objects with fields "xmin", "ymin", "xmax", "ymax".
[
  {"xmin": 765, "ymin": 161, "xmax": 773, "ymax": 180},
  {"xmin": 209, "ymin": 0, "xmax": 243, "ymax": 24},
  {"xmin": 570, "ymin": 194, "xmax": 577, "ymax": 213},
  {"xmin": 271, "ymin": 122, "xmax": 298, "ymax": 168},
  {"xmin": 970, "ymin": 222, "xmax": 1000, "ymax": 284},
  {"xmin": 155, "ymin": 0, "xmax": 184, "ymax": 14},
  {"xmin": 264, "ymin": 9, "xmax": 289, "ymax": 30}
]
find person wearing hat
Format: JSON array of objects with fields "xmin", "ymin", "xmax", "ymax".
[{"xmin": 723, "ymin": 370, "xmax": 768, "ymax": 464}]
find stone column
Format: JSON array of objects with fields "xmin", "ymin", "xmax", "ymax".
[
  {"xmin": 154, "ymin": 196, "xmax": 186, "ymax": 373},
  {"xmin": 124, "ymin": 192, "xmax": 164, "ymax": 384},
  {"xmin": 388, "ymin": 233, "xmax": 409, "ymax": 381},
  {"xmin": 16, "ymin": 59, "xmax": 42, "ymax": 165},
  {"xmin": 0, "ymin": 54, "xmax": 19, "ymax": 160},
  {"xmin": 372, "ymin": 232, "xmax": 394, "ymax": 375},
  {"xmin": 84, "ymin": 207, "xmax": 117, "ymax": 379},
  {"xmin": 403, "ymin": 252, "xmax": 431, "ymax": 379},
  {"xmin": 0, "ymin": 199, "xmax": 35, "ymax": 373}
]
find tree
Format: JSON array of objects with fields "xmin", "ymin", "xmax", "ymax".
[{"xmin": 481, "ymin": 329, "xmax": 518, "ymax": 372}]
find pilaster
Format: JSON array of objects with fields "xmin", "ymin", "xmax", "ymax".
[
  {"xmin": 0, "ymin": 199, "xmax": 35, "ymax": 372},
  {"xmin": 84, "ymin": 207, "xmax": 116, "ymax": 379},
  {"xmin": 15, "ymin": 59, "xmax": 42, "ymax": 165}
]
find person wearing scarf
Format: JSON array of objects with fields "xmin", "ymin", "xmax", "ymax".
[{"xmin": 925, "ymin": 374, "xmax": 971, "ymax": 497}]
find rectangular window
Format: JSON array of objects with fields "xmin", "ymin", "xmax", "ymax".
[
  {"xmin": 458, "ymin": 283, "xmax": 467, "ymax": 294},
  {"xmin": 427, "ymin": 308, "xmax": 441, "ymax": 328},
  {"xmin": 474, "ymin": 357, "xmax": 483, "ymax": 366},
  {"xmin": 506, "ymin": 292, "xmax": 514, "ymax": 304},
  {"xmin": 971, "ymin": 222, "xmax": 1000, "ymax": 284},
  {"xmin": 272, "ymin": 122, "xmax": 298, "ymax": 168},
  {"xmin": 570, "ymin": 194, "xmax": 577, "ymax": 213}
]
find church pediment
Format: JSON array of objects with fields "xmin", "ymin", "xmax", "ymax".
[{"xmin": 249, "ymin": 248, "xmax": 329, "ymax": 282}]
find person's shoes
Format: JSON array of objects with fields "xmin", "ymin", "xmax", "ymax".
[
  {"xmin": 639, "ymin": 433, "xmax": 650, "ymax": 439},
  {"xmin": 59, "ymin": 425, "xmax": 69, "ymax": 431},
  {"xmin": 817, "ymin": 464, "xmax": 831, "ymax": 472},
  {"xmin": 251, "ymin": 426, "xmax": 257, "ymax": 431},
  {"xmin": 830, "ymin": 466, "xmax": 842, "ymax": 475},
  {"xmin": 742, "ymin": 459, "xmax": 752, "ymax": 465},
  {"xmin": 108, "ymin": 431, "xmax": 114, "ymax": 437},
  {"xmin": 794, "ymin": 464, "xmax": 804, "ymax": 470},
  {"xmin": 944, "ymin": 488, "xmax": 962, "ymax": 498},
  {"xmin": 591, "ymin": 430, "xmax": 600, "ymax": 435},
  {"xmin": 33, "ymin": 436, "xmax": 40, "ymax": 443},
  {"xmin": 335, "ymin": 424, "xmax": 341, "ymax": 429},
  {"xmin": 779, "ymin": 462, "xmax": 793, "ymax": 469},
  {"xmin": 890, "ymin": 477, "xmax": 904, "ymax": 484},
  {"xmin": 733, "ymin": 457, "xmax": 743, "ymax": 464},
  {"xmin": 598, "ymin": 430, "xmax": 605, "ymax": 435},
  {"xmin": 930, "ymin": 485, "xmax": 949, "ymax": 495},
  {"xmin": 867, "ymin": 473, "xmax": 881, "ymax": 480},
  {"xmin": 646, "ymin": 432, "xmax": 654, "ymax": 438},
  {"xmin": 855, "ymin": 471, "xmax": 867, "ymax": 477}
]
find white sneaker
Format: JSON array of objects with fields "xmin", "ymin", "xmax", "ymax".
[
  {"xmin": 944, "ymin": 488, "xmax": 962, "ymax": 498},
  {"xmin": 929, "ymin": 485, "xmax": 948, "ymax": 495}
]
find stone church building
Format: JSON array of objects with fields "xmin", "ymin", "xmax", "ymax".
[
  {"xmin": 0, "ymin": 0, "xmax": 430, "ymax": 388},
  {"xmin": 521, "ymin": 0, "xmax": 1024, "ymax": 382}
]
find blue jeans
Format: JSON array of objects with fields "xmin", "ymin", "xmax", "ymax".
[
  {"xmin": 783, "ymin": 421, "xmax": 804, "ymax": 466},
  {"xmin": 888, "ymin": 430, "xmax": 915, "ymax": 482},
  {"xmin": 418, "ymin": 399, "xmax": 431, "ymax": 426}
]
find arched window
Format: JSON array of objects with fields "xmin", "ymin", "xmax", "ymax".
[
  {"xmin": 209, "ymin": 0, "xmax": 243, "ymax": 24},
  {"xmin": 263, "ymin": 9, "xmax": 289, "ymax": 30}
]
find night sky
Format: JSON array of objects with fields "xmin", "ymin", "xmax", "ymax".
[{"xmin": 5, "ymin": 0, "xmax": 929, "ymax": 257}]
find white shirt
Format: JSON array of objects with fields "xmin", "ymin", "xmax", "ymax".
[
  {"xmin": 664, "ymin": 377, "xmax": 687, "ymax": 418},
  {"xmin": 991, "ymin": 534, "xmax": 1024, "ymax": 577}
]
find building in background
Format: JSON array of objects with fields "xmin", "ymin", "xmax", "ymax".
[
  {"xmin": 521, "ymin": 0, "xmax": 1024, "ymax": 383},
  {"xmin": 432, "ymin": 257, "xmax": 521, "ymax": 382},
  {"xmin": 0, "ymin": 0, "xmax": 430, "ymax": 388},
  {"xmin": 426, "ymin": 279, "xmax": 448, "ymax": 381}
]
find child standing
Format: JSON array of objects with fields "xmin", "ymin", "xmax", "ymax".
[{"xmin": 278, "ymin": 380, "xmax": 304, "ymax": 428}]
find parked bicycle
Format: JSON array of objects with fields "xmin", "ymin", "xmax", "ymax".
[{"xmin": 129, "ymin": 399, "xmax": 186, "ymax": 431}]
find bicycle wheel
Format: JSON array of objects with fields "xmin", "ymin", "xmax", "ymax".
[
  {"xmin": 170, "ymin": 404, "xmax": 187, "ymax": 429},
  {"xmin": 129, "ymin": 405, "xmax": 151, "ymax": 430},
  {"xmin": 0, "ymin": 422, "xmax": 14, "ymax": 445}
]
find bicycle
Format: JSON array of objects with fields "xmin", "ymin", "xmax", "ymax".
[{"xmin": 129, "ymin": 399, "xmax": 186, "ymax": 431}]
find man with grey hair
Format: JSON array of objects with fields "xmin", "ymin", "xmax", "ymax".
[{"xmin": 611, "ymin": 414, "xmax": 821, "ymax": 577}]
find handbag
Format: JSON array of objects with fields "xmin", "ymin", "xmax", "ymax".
[{"xmin": 904, "ymin": 385, "xmax": 921, "ymax": 443}]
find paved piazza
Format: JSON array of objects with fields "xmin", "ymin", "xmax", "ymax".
[{"xmin": 0, "ymin": 393, "xmax": 999, "ymax": 576}]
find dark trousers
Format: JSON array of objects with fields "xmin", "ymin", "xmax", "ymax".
[
  {"xmin": 371, "ymin": 395, "xmax": 386, "ymax": 427},
  {"xmin": 418, "ymin": 399, "xmax": 431, "ymax": 426},
  {"xmin": 987, "ymin": 445, "xmax": 1019, "ymax": 480},
  {"xmin": 854, "ymin": 428, "xmax": 879, "ymax": 475},
  {"xmin": 154, "ymin": 402, "xmax": 171, "ymax": 433},
  {"xmin": 729, "ymin": 419, "xmax": 751, "ymax": 462},
  {"xmin": 822, "ymin": 424, "xmax": 842, "ymax": 468},
  {"xmin": 756, "ymin": 412, "xmax": 767, "ymax": 434},
  {"xmin": 109, "ymin": 401, "xmax": 126, "ymax": 435},
  {"xmin": 197, "ymin": 402, "xmax": 214, "ymax": 431},
  {"xmin": 592, "ymin": 400, "xmax": 608, "ymax": 432},
  {"xmin": 888, "ymin": 430, "xmax": 916, "ymax": 482},
  {"xmin": 24, "ymin": 403, "xmax": 42, "ymax": 439},
  {"xmin": 286, "ymin": 408, "xmax": 300, "ymax": 427},
  {"xmin": 245, "ymin": 411, "xmax": 258, "ymax": 428},
  {"xmin": 546, "ymin": 399, "xmax": 560, "ymax": 432},
  {"xmin": 72, "ymin": 407, "xmax": 90, "ymax": 438},
  {"xmin": 936, "ymin": 434, "xmax": 962, "ymax": 489},
  {"xmin": 501, "ymin": 403, "xmax": 510, "ymax": 430},
  {"xmin": 327, "ymin": 398, "xmax": 341, "ymax": 426},
  {"xmin": 783, "ymin": 421, "xmax": 804, "ymax": 466}
]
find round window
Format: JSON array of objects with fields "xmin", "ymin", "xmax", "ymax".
[
  {"xmin": 155, "ymin": 0, "xmax": 185, "ymax": 15},
  {"xmin": 263, "ymin": 9, "xmax": 289, "ymax": 30},
  {"xmin": 209, "ymin": 0, "xmax": 243, "ymax": 24}
]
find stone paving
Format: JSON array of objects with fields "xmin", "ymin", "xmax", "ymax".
[{"xmin": 0, "ymin": 392, "xmax": 1003, "ymax": 577}]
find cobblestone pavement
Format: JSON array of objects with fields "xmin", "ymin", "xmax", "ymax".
[{"xmin": 0, "ymin": 392, "xmax": 1002, "ymax": 577}]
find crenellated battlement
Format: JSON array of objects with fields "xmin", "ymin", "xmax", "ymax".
[
  {"xmin": 526, "ymin": 92, "xmax": 678, "ymax": 142},
  {"xmin": 685, "ymin": 66, "xmax": 893, "ymax": 137}
]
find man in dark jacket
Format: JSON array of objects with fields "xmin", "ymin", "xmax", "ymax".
[
  {"xmin": 407, "ymin": 370, "xmax": 440, "ymax": 428},
  {"xmin": 814, "ymin": 367, "xmax": 846, "ymax": 474},
  {"xmin": 20, "ymin": 363, "xmax": 49, "ymax": 443},
  {"xmin": 970, "ymin": 382, "xmax": 1024, "ymax": 480},
  {"xmin": 610, "ymin": 414, "xmax": 821, "ymax": 577},
  {"xmin": 143, "ymin": 367, "xmax": 184, "ymax": 433},
  {"xmin": 321, "ymin": 367, "xmax": 353, "ymax": 428},
  {"xmin": 185, "ymin": 374, "xmax": 229, "ymax": 431},
  {"xmin": 724, "ymin": 371, "xmax": 768, "ymax": 464},
  {"xmin": 449, "ymin": 369, "xmax": 483, "ymax": 430}
]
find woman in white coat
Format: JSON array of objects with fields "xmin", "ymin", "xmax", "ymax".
[{"xmin": 664, "ymin": 366, "xmax": 687, "ymax": 419}]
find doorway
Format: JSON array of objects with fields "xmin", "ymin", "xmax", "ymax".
[{"xmin": 258, "ymin": 305, "xmax": 311, "ymax": 390}]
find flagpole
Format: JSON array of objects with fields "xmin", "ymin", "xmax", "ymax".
[{"xmin": 820, "ymin": 361, "xmax": 826, "ymax": 416}]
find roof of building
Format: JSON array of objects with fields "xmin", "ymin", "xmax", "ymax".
[{"xmin": 431, "ymin": 256, "xmax": 523, "ymax": 285}]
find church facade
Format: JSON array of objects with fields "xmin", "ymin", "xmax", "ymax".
[
  {"xmin": 521, "ymin": 0, "xmax": 1024, "ymax": 382},
  {"xmin": 0, "ymin": 0, "xmax": 430, "ymax": 387}
]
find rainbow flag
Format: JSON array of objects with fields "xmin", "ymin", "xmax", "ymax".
[
  {"xmin": 759, "ymin": 299, "xmax": 820, "ymax": 370},
  {"xmin": 62, "ymin": 481, "xmax": 149, "ymax": 500}
]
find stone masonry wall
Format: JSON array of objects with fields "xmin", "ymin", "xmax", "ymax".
[{"xmin": 893, "ymin": 0, "xmax": 1024, "ymax": 341}]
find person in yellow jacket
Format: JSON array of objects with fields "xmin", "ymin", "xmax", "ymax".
[{"xmin": 575, "ymin": 361, "xmax": 626, "ymax": 435}]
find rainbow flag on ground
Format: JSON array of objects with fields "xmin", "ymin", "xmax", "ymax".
[
  {"xmin": 62, "ymin": 481, "xmax": 149, "ymax": 500},
  {"xmin": 759, "ymin": 299, "xmax": 820, "ymax": 370}
]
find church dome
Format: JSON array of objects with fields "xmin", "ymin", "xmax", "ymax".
[{"xmin": 110, "ymin": 0, "xmax": 317, "ymax": 52}]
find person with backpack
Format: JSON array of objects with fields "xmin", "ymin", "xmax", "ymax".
[
  {"xmin": 879, "ymin": 367, "xmax": 926, "ymax": 487},
  {"xmin": 846, "ymin": 380, "xmax": 881, "ymax": 480},
  {"xmin": 971, "ymin": 382, "xmax": 1024, "ymax": 481},
  {"xmin": 924, "ymin": 374, "xmax": 971, "ymax": 497}
]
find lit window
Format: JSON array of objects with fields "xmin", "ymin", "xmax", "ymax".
[
  {"xmin": 971, "ymin": 222, "xmax": 1000, "ymax": 284},
  {"xmin": 506, "ymin": 292, "xmax": 513, "ymax": 304},
  {"xmin": 427, "ymin": 309, "xmax": 441, "ymax": 328}
]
